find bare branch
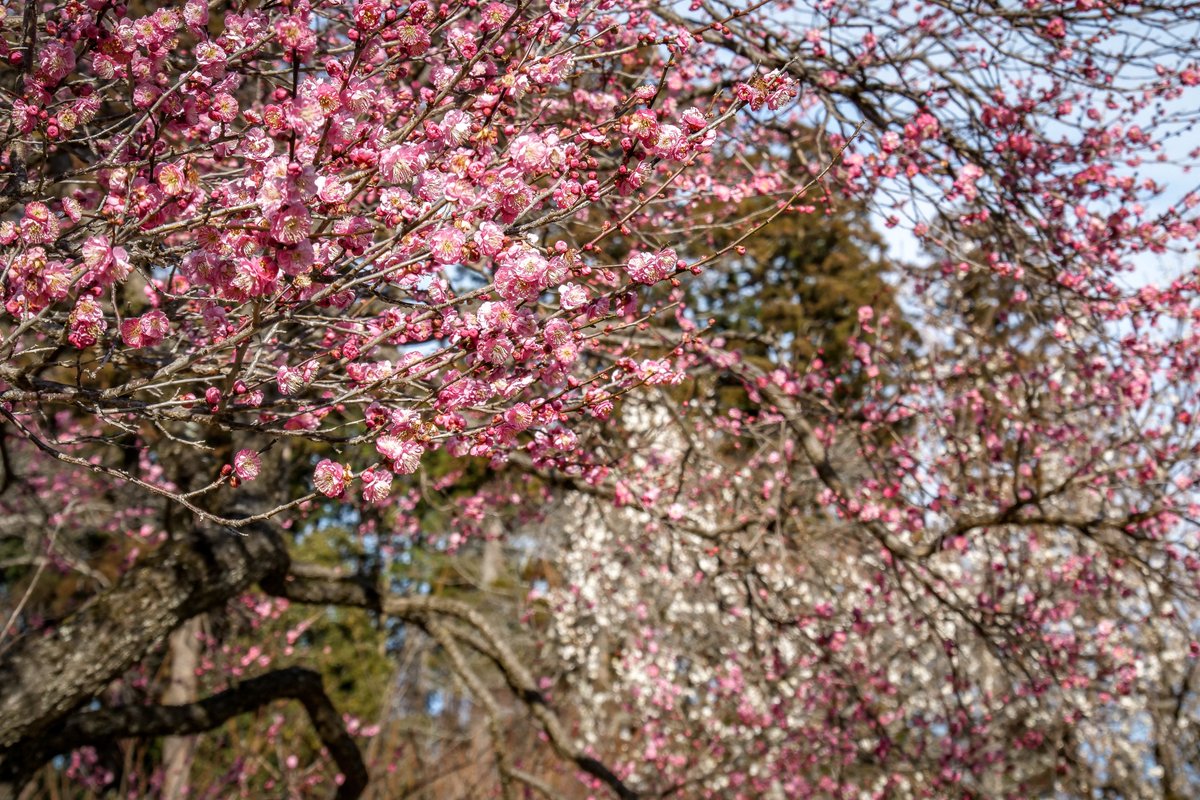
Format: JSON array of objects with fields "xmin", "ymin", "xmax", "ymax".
[
  {"xmin": 266, "ymin": 570, "xmax": 641, "ymax": 799},
  {"xmin": 28, "ymin": 667, "xmax": 367, "ymax": 800}
]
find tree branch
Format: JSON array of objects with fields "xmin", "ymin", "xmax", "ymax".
[
  {"xmin": 0, "ymin": 516, "xmax": 290, "ymax": 783},
  {"xmin": 29, "ymin": 668, "xmax": 367, "ymax": 800},
  {"xmin": 266, "ymin": 569, "xmax": 640, "ymax": 799}
]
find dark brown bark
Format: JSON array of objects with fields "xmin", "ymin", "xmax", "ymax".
[
  {"xmin": 15, "ymin": 668, "xmax": 368, "ymax": 800},
  {"xmin": 0, "ymin": 516, "xmax": 290, "ymax": 791},
  {"xmin": 0, "ymin": 532, "xmax": 632, "ymax": 800},
  {"xmin": 260, "ymin": 562, "xmax": 383, "ymax": 612}
]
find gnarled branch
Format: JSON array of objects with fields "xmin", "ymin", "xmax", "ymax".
[
  {"xmin": 267, "ymin": 568, "xmax": 640, "ymax": 799},
  {"xmin": 5, "ymin": 668, "xmax": 366, "ymax": 800},
  {"xmin": 0, "ymin": 516, "xmax": 291, "ymax": 793}
]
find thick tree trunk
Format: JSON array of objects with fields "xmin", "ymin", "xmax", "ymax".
[
  {"xmin": 0, "ymin": 518, "xmax": 290, "ymax": 794},
  {"xmin": 161, "ymin": 617, "xmax": 204, "ymax": 800}
]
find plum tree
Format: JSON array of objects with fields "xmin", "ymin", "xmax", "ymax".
[{"xmin": 1, "ymin": 0, "xmax": 1199, "ymax": 797}]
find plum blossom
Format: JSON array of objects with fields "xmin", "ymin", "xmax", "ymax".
[
  {"xmin": 68, "ymin": 296, "xmax": 107, "ymax": 349},
  {"xmin": 194, "ymin": 41, "xmax": 227, "ymax": 79},
  {"xmin": 82, "ymin": 237, "xmax": 133, "ymax": 287},
  {"xmin": 276, "ymin": 240, "xmax": 315, "ymax": 276},
  {"xmin": 478, "ymin": 300, "xmax": 518, "ymax": 332},
  {"xmin": 61, "ymin": 198, "xmax": 82, "ymax": 223},
  {"xmin": 681, "ymin": 107, "xmax": 708, "ymax": 130},
  {"xmin": 269, "ymin": 204, "xmax": 312, "ymax": 245},
  {"xmin": 528, "ymin": 55, "xmax": 572, "ymax": 84},
  {"xmin": 626, "ymin": 248, "xmax": 677, "ymax": 285},
  {"xmin": 379, "ymin": 145, "xmax": 426, "ymax": 183},
  {"xmin": 209, "ymin": 93, "xmax": 239, "ymax": 123},
  {"xmin": 954, "ymin": 163, "xmax": 985, "ymax": 201},
  {"xmin": 474, "ymin": 222, "xmax": 506, "ymax": 257},
  {"xmin": 360, "ymin": 467, "xmax": 393, "ymax": 504},
  {"xmin": 650, "ymin": 124, "xmax": 686, "ymax": 160},
  {"xmin": 156, "ymin": 164, "xmax": 187, "ymax": 196},
  {"xmin": 120, "ymin": 310, "xmax": 170, "ymax": 348},
  {"xmin": 479, "ymin": 2, "xmax": 513, "ymax": 29},
  {"xmin": 3, "ymin": 3, "xmax": 1200, "ymax": 794},
  {"xmin": 504, "ymin": 402, "xmax": 534, "ymax": 430},
  {"xmin": 233, "ymin": 450, "xmax": 261, "ymax": 481},
  {"xmin": 637, "ymin": 358, "xmax": 686, "ymax": 385},
  {"xmin": 479, "ymin": 335, "xmax": 514, "ymax": 364},
  {"xmin": 183, "ymin": 0, "xmax": 208, "ymax": 30},
  {"xmin": 276, "ymin": 362, "xmax": 316, "ymax": 395},
  {"xmin": 495, "ymin": 258, "xmax": 543, "ymax": 301},
  {"xmin": 428, "ymin": 226, "xmax": 466, "ymax": 264},
  {"xmin": 395, "ymin": 22, "xmax": 431, "ymax": 56},
  {"xmin": 275, "ymin": 14, "xmax": 318, "ymax": 58},
  {"xmin": 623, "ymin": 109, "xmax": 659, "ymax": 144},
  {"xmin": 378, "ymin": 438, "xmax": 424, "ymax": 474},
  {"xmin": 314, "ymin": 460, "xmax": 351, "ymax": 498},
  {"xmin": 21, "ymin": 202, "xmax": 60, "ymax": 245},
  {"xmin": 36, "ymin": 40, "xmax": 75, "ymax": 85},
  {"xmin": 510, "ymin": 133, "xmax": 556, "ymax": 171},
  {"xmin": 559, "ymin": 283, "xmax": 589, "ymax": 310}
]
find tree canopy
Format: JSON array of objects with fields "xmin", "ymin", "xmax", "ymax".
[{"xmin": 2, "ymin": 0, "xmax": 1200, "ymax": 797}]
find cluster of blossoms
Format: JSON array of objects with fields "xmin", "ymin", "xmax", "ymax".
[{"xmin": 0, "ymin": 0, "xmax": 761, "ymax": 508}]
